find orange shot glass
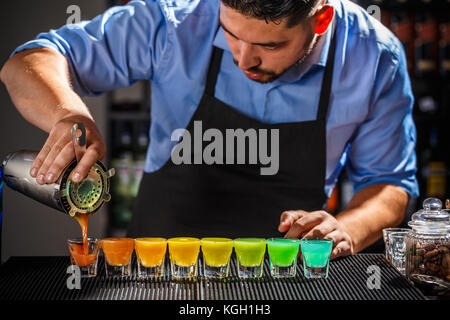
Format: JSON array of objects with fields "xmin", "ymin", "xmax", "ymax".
[
  {"xmin": 67, "ymin": 238, "xmax": 101, "ymax": 278},
  {"xmin": 102, "ymin": 238, "xmax": 135, "ymax": 278},
  {"xmin": 134, "ymin": 238, "xmax": 167, "ymax": 279}
]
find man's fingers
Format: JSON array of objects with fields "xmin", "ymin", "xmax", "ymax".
[
  {"xmin": 30, "ymin": 140, "xmax": 55, "ymax": 179},
  {"xmin": 330, "ymin": 241, "xmax": 352, "ymax": 260},
  {"xmin": 36, "ymin": 136, "xmax": 70, "ymax": 184},
  {"xmin": 323, "ymin": 230, "xmax": 345, "ymax": 247},
  {"xmin": 44, "ymin": 142, "xmax": 76, "ymax": 184},
  {"xmin": 284, "ymin": 213, "xmax": 324, "ymax": 239},
  {"xmin": 70, "ymin": 146, "xmax": 102, "ymax": 183},
  {"xmin": 302, "ymin": 222, "xmax": 337, "ymax": 240},
  {"xmin": 278, "ymin": 210, "xmax": 305, "ymax": 232}
]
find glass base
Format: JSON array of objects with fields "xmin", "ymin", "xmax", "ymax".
[
  {"xmin": 303, "ymin": 264, "xmax": 329, "ymax": 279},
  {"xmin": 391, "ymin": 256, "xmax": 406, "ymax": 275},
  {"xmin": 270, "ymin": 264, "xmax": 297, "ymax": 279},
  {"xmin": 171, "ymin": 263, "xmax": 197, "ymax": 280},
  {"xmin": 105, "ymin": 264, "xmax": 132, "ymax": 278},
  {"xmin": 137, "ymin": 264, "xmax": 164, "ymax": 280},
  {"xmin": 69, "ymin": 264, "xmax": 97, "ymax": 278},
  {"xmin": 203, "ymin": 264, "xmax": 229, "ymax": 279},
  {"xmin": 237, "ymin": 264, "xmax": 263, "ymax": 279}
]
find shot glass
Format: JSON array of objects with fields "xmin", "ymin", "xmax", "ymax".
[
  {"xmin": 233, "ymin": 238, "xmax": 266, "ymax": 279},
  {"xmin": 300, "ymin": 239, "xmax": 333, "ymax": 279},
  {"xmin": 67, "ymin": 238, "xmax": 101, "ymax": 278},
  {"xmin": 388, "ymin": 232, "xmax": 408, "ymax": 275},
  {"xmin": 200, "ymin": 238, "xmax": 233, "ymax": 279},
  {"xmin": 267, "ymin": 238, "xmax": 300, "ymax": 278},
  {"xmin": 382, "ymin": 228, "xmax": 410, "ymax": 262},
  {"xmin": 102, "ymin": 238, "xmax": 135, "ymax": 278},
  {"xmin": 134, "ymin": 238, "xmax": 167, "ymax": 280},
  {"xmin": 168, "ymin": 237, "xmax": 201, "ymax": 280}
]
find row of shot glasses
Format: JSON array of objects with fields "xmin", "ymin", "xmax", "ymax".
[{"xmin": 67, "ymin": 237, "xmax": 333, "ymax": 280}]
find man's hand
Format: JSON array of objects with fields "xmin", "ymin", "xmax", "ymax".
[
  {"xmin": 1, "ymin": 48, "xmax": 106, "ymax": 185},
  {"xmin": 30, "ymin": 114, "xmax": 106, "ymax": 185},
  {"xmin": 278, "ymin": 210, "xmax": 354, "ymax": 259}
]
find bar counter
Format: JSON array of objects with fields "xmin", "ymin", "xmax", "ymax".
[{"xmin": 0, "ymin": 254, "xmax": 431, "ymax": 300}]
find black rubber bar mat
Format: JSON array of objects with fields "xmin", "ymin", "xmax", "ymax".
[{"xmin": 0, "ymin": 254, "xmax": 426, "ymax": 300}]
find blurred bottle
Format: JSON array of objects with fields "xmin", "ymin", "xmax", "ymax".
[
  {"xmin": 439, "ymin": 9, "xmax": 450, "ymax": 79},
  {"xmin": 111, "ymin": 122, "xmax": 134, "ymax": 228},
  {"xmin": 130, "ymin": 123, "xmax": 149, "ymax": 199},
  {"xmin": 391, "ymin": 0, "xmax": 415, "ymax": 75},
  {"xmin": 414, "ymin": 1, "xmax": 439, "ymax": 77},
  {"xmin": 422, "ymin": 126, "xmax": 447, "ymax": 199},
  {"xmin": 327, "ymin": 185, "xmax": 339, "ymax": 214}
]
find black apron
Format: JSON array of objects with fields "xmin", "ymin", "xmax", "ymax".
[{"xmin": 128, "ymin": 22, "xmax": 343, "ymax": 241}]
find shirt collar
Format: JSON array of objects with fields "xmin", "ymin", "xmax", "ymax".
[{"xmin": 212, "ymin": 19, "xmax": 334, "ymax": 83}]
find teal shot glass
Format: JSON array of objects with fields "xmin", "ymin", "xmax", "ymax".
[{"xmin": 300, "ymin": 239, "xmax": 333, "ymax": 279}]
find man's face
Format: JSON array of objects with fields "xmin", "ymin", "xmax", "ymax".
[{"xmin": 219, "ymin": 3, "xmax": 317, "ymax": 84}]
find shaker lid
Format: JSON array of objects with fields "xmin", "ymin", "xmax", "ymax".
[{"xmin": 408, "ymin": 198, "xmax": 450, "ymax": 232}]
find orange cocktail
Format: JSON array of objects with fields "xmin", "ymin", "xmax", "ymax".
[
  {"xmin": 67, "ymin": 238, "xmax": 101, "ymax": 278},
  {"xmin": 102, "ymin": 238, "xmax": 134, "ymax": 277},
  {"xmin": 73, "ymin": 213, "xmax": 91, "ymax": 255},
  {"xmin": 135, "ymin": 238, "xmax": 167, "ymax": 279},
  {"xmin": 102, "ymin": 238, "xmax": 134, "ymax": 265},
  {"xmin": 135, "ymin": 238, "xmax": 167, "ymax": 267}
]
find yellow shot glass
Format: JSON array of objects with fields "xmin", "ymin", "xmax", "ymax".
[
  {"xmin": 134, "ymin": 238, "xmax": 167, "ymax": 279},
  {"xmin": 201, "ymin": 238, "xmax": 233, "ymax": 279},
  {"xmin": 168, "ymin": 237, "xmax": 201, "ymax": 280}
]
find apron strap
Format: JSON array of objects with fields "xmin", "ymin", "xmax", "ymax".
[
  {"xmin": 205, "ymin": 45, "xmax": 224, "ymax": 97},
  {"xmin": 206, "ymin": 17, "xmax": 338, "ymax": 121},
  {"xmin": 316, "ymin": 18, "xmax": 337, "ymax": 121}
]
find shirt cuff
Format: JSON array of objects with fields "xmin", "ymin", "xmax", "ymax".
[
  {"xmin": 353, "ymin": 174, "xmax": 419, "ymax": 198},
  {"xmin": 10, "ymin": 38, "xmax": 65, "ymax": 58}
]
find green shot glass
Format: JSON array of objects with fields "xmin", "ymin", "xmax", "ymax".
[
  {"xmin": 300, "ymin": 239, "xmax": 333, "ymax": 279},
  {"xmin": 267, "ymin": 238, "xmax": 300, "ymax": 278},
  {"xmin": 233, "ymin": 238, "xmax": 266, "ymax": 279}
]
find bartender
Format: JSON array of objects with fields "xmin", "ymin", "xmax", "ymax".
[{"xmin": 0, "ymin": 0, "xmax": 418, "ymax": 259}]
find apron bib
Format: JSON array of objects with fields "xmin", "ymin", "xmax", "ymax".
[{"xmin": 128, "ymin": 21, "xmax": 339, "ymax": 240}]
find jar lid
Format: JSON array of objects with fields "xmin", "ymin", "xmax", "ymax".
[{"xmin": 408, "ymin": 198, "xmax": 450, "ymax": 233}]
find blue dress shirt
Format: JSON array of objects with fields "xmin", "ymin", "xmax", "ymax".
[{"xmin": 12, "ymin": 0, "xmax": 419, "ymax": 198}]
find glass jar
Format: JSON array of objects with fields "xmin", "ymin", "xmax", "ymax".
[{"xmin": 406, "ymin": 198, "xmax": 450, "ymax": 291}]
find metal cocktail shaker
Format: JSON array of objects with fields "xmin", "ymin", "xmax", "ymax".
[{"xmin": 1, "ymin": 150, "xmax": 115, "ymax": 217}]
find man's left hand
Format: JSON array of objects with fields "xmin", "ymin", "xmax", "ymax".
[{"xmin": 278, "ymin": 210, "xmax": 354, "ymax": 259}]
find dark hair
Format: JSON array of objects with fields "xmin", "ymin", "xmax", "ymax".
[{"xmin": 220, "ymin": 0, "xmax": 320, "ymax": 27}]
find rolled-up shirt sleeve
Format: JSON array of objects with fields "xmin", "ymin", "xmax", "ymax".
[
  {"xmin": 11, "ymin": 0, "xmax": 169, "ymax": 96},
  {"xmin": 345, "ymin": 41, "xmax": 419, "ymax": 198}
]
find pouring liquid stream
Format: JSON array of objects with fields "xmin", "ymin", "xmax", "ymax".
[
  {"xmin": 72, "ymin": 212, "xmax": 97, "ymax": 266},
  {"xmin": 69, "ymin": 123, "xmax": 97, "ymax": 265}
]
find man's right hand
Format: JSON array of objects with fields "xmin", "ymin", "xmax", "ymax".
[
  {"xmin": 0, "ymin": 48, "xmax": 106, "ymax": 185},
  {"xmin": 30, "ymin": 114, "xmax": 106, "ymax": 185}
]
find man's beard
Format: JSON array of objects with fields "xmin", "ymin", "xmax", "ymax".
[{"xmin": 234, "ymin": 31, "xmax": 319, "ymax": 84}]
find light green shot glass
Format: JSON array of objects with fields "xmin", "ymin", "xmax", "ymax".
[{"xmin": 233, "ymin": 238, "xmax": 266, "ymax": 279}]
